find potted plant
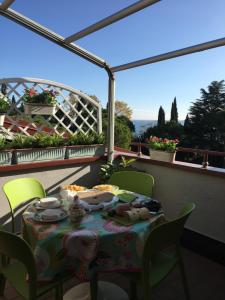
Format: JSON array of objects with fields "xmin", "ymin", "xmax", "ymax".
[
  {"xmin": 11, "ymin": 133, "xmax": 66, "ymax": 164},
  {"xmin": 0, "ymin": 137, "xmax": 12, "ymax": 165},
  {"xmin": 0, "ymin": 85, "xmax": 10, "ymax": 126},
  {"xmin": 22, "ymin": 88, "xmax": 58, "ymax": 115},
  {"xmin": 147, "ymin": 136, "xmax": 179, "ymax": 163},
  {"xmin": 100, "ymin": 156, "xmax": 136, "ymax": 183},
  {"xmin": 65, "ymin": 132, "xmax": 105, "ymax": 159}
]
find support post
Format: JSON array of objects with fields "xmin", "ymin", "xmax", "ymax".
[{"xmin": 106, "ymin": 69, "xmax": 115, "ymax": 163}]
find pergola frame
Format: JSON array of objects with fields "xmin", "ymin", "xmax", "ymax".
[{"xmin": 1, "ymin": 0, "xmax": 225, "ymax": 162}]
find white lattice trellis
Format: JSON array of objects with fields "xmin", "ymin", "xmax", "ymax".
[{"xmin": 0, "ymin": 77, "xmax": 102, "ymax": 136}]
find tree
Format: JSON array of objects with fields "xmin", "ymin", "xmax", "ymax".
[
  {"xmin": 188, "ymin": 80, "xmax": 225, "ymax": 150},
  {"xmin": 170, "ymin": 97, "xmax": 178, "ymax": 123},
  {"xmin": 116, "ymin": 115, "xmax": 135, "ymax": 132},
  {"xmin": 115, "ymin": 100, "xmax": 132, "ymax": 120},
  {"xmin": 184, "ymin": 114, "xmax": 190, "ymax": 128},
  {"xmin": 102, "ymin": 100, "xmax": 134, "ymax": 149},
  {"xmin": 157, "ymin": 106, "xmax": 165, "ymax": 127}
]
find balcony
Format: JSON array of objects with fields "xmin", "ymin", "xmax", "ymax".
[
  {"xmin": 1, "ymin": 1, "xmax": 225, "ymax": 299},
  {"xmin": 0, "ymin": 151, "xmax": 225, "ymax": 299}
]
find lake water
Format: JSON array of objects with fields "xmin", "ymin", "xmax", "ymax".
[{"xmin": 133, "ymin": 120, "xmax": 157, "ymax": 136}]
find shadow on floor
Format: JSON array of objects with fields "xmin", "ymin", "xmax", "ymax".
[{"xmin": 1, "ymin": 248, "xmax": 225, "ymax": 300}]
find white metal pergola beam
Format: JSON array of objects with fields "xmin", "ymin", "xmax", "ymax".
[
  {"xmin": 64, "ymin": 0, "xmax": 161, "ymax": 43},
  {"xmin": 0, "ymin": 7, "xmax": 106, "ymax": 68},
  {"xmin": 111, "ymin": 37, "xmax": 225, "ymax": 72},
  {"xmin": 1, "ymin": 2, "xmax": 225, "ymax": 162},
  {"xmin": 0, "ymin": 0, "xmax": 15, "ymax": 10}
]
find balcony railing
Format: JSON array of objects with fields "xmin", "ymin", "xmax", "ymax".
[{"xmin": 130, "ymin": 142, "xmax": 225, "ymax": 169}]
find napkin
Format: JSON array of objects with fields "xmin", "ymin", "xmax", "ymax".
[{"xmin": 118, "ymin": 192, "xmax": 137, "ymax": 203}]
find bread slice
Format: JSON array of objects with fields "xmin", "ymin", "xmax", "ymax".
[{"xmin": 77, "ymin": 190, "xmax": 114, "ymax": 205}]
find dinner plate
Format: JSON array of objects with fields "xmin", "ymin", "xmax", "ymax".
[
  {"xmin": 33, "ymin": 210, "xmax": 68, "ymax": 223},
  {"xmin": 34, "ymin": 200, "xmax": 62, "ymax": 209}
]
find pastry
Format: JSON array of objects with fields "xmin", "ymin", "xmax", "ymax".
[
  {"xmin": 92, "ymin": 184, "xmax": 118, "ymax": 192},
  {"xmin": 63, "ymin": 185, "xmax": 86, "ymax": 192}
]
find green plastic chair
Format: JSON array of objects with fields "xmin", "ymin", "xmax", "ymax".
[
  {"xmin": 127, "ymin": 203, "xmax": 195, "ymax": 300},
  {"xmin": 3, "ymin": 178, "xmax": 46, "ymax": 233},
  {"xmin": 0, "ymin": 229, "xmax": 67, "ymax": 300},
  {"xmin": 90, "ymin": 203, "xmax": 195, "ymax": 300},
  {"xmin": 109, "ymin": 171, "xmax": 154, "ymax": 197}
]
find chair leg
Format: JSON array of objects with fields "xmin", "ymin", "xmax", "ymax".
[
  {"xmin": 90, "ymin": 272, "xmax": 98, "ymax": 300},
  {"xmin": 178, "ymin": 256, "xmax": 190, "ymax": 300},
  {"xmin": 130, "ymin": 280, "xmax": 138, "ymax": 300},
  {"xmin": 0, "ymin": 274, "xmax": 6, "ymax": 296},
  {"xmin": 55, "ymin": 283, "xmax": 63, "ymax": 300}
]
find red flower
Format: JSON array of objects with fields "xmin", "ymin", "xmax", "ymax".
[{"xmin": 29, "ymin": 88, "xmax": 36, "ymax": 97}]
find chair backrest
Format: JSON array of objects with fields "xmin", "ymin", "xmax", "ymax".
[
  {"xmin": 3, "ymin": 178, "xmax": 46, "ymax": 232},
  {"xmin": 142, "ymin": 202, "xmax": 195, "ymax": 271},
  {"xmin": 0, "ymin": 229, "xmax": 37, "ymax": 299},
  {"xmin": 109, "ymin": 171, "xmax": 154, "ymax": 197}
]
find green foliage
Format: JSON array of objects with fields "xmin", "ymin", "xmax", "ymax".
[
  {"xmin": 100, "ymin": 156, "xmax": 136, "ymax": 182},
  {"xmin": 187, "ymin": 80, "xmax": 225, "ymax": 150},
  {"xmin": 8, "ymin": 131, "xmax": 104, "ymax": 150},
  {"xmin": 0, "ymin": 92, "xmax": 10, "ymax": 114},
  {"xmin": 114, "ymin": 119, "xmax": 132, "ymax": 149},
  {"xmin": 23, "ymin": 88, "xmax": 58, "ymax": 105},
  {"xmin": 92, "ymin": 132, "xmax": 105, "ymax": 144},
  {"xmin": 157, "ymin": 106, "xmax": 165, "ymax": 127},
  {"xmin": 0, "ymin": 137, "xmax": 7, "ymax": 150},
  {"xmin": 142, "ymin": 122, "xmax": 184, "ymax": 141},
  {"xmin": 10, "ymin": 135, "xmax": 34, "ymax": 149},
  {"xmin": 34, "ymin": 133, "xmax": 64, "ymax": 148},
  {"xmin": 170, "ymin": 97, "xmax": 178, "ymax": 123},
  {"xmin": 102, "ymin": 102, "xmax": 135, "ymax": 150},
  {"xmin": 67, "ymin": 132, "xmax": 105, "ymax": 146},
  {"xmin": 147, "ymin": 136, "xmax": 179, "ymax": 152},
  {"xmin": 116, "ymin": 115, "xmax": 135, "ymax": 132}
]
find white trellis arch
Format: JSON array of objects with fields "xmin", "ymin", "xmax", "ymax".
[{"xmin": 0, "ymin": 77, "xmax": 102, "ymax": 136}]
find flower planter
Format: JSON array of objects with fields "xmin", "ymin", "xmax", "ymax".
[
  {"xmin": 66, "ymin": 144, "xmax": 105, "ymax": 159},
  {"xmin": 14, "ymin": 147, "xmax": 66, "ymax": 164},
  {"xmin": 24, "ymin": 103, "xmax": 56, "ymax": 115},
  {"xmin": 0, "ymin": 114, "xmax": 6, "ymax": 126},
  {"xmin": 150, "ymin": 149, "xmax": 176, "ymax": 163},
  {"xmin": 0, "ymin": 150, "xmax": 12, "ymax": 165}
]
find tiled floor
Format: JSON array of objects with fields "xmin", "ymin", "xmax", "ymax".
[{"xmin": 1, "ymin": 248, "xmax": 225, "ymax": 300}]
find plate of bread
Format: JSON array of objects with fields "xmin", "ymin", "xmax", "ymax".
[
  {"xmin": 63, "ymin": 185, "xmax": 87, "ymax": 192},
  {"xmin": 92, "ymin": 184, "xmax": 119, "ymax": 193},
  {"xmin": 77, "ymin": 190, "xmax": 118, "ymax": 211}
]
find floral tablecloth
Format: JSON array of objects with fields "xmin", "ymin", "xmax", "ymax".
[{"xmin": 22, "ymin": 194, "xmax": 164, "ymax": 282}]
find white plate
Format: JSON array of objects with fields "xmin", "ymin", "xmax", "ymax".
[
  {"xmin": 34, "ymin": 201, "xmax": 61, "ymax": 209},
  {"xmin": 38, "ymin": 197, "xmax": 61, "ymax": 209},
  {"xmin": 33, "ymin": 210, "xmax": 68, "ymax": 223},
  {"xmin": 79, "ymin": 196, "xmax": 119, "ymax": 212}
]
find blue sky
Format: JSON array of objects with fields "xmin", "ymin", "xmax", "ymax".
[{"xmin": 1, "ymin": 0, "xmax": 225, "ymax": 120}]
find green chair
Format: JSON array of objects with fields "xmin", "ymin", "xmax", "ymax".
[
  {"xmin": 3, "ymin": 178, "xmax": 46, "ymax": 233},
  {"xmin": 109, "ymin": 171, "xmax": 154, "ymax": 197},
  {"xmin": 127, "ymin": 203, "xmax": 195, "ymax": 300},
  {"xmin": 90, "ymin": 203, "xmax": 195, "ymax": 300},
  {"xmin": 0, "ymin": 228, "xmax": 66, "ymax": 300}
]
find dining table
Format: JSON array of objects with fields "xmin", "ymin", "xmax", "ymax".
[{"xmin": 22, "ymin": 189, "xmax": 165, "ymax": 283}]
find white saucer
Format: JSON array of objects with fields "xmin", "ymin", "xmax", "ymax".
[{"xmin": 33, "ymin": 209, "xmax": 67, "ymax": 223}]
